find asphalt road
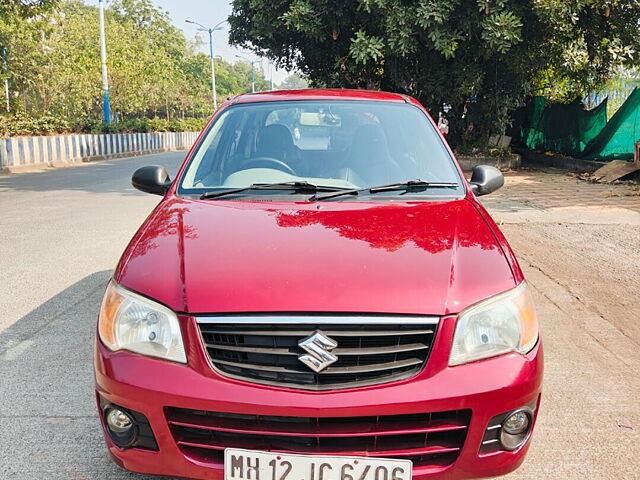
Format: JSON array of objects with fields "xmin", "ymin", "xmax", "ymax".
[{"xmin": 1, "ymin": 155, "xmax": 639, "ymax": 479}]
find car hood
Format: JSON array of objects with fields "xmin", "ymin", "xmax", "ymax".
[{"xmin": 116, "ymin": 197, "xmax": 516, "ymax": 316}]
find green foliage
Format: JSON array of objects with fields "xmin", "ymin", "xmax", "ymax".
[
  {"xmin": 215, "ymin": 59, "xmax": 271, "ymax": 97},
  {"xmin": 0, "ymin": 113, "xmax": 70, "ymax": 137},
  {"xmin": 0, "ymin": 0, "xmax": 56, "ymax": 19},
  {"xmin": 229, "ymin": 0, "xmax": 640, "ymax": 145},
  {"xmin": 102, "ymin": 117, "xmax": 208, "ymax": 134},
  {"xmin": 598, "ymin": 67, "xmax": 638, "ymax": 118},
  {"xmin": 0, "ymin": 0, "xmax": 269, "ymax": 136},
  {"xmin": 280, "ymin": 0, "xmax": 322, "ymax": 38},
  {"xmin": 0, "ymin": 113, "xmax": 207, "ymax": 136},
  {"xmin": 480, "ymin": 11, "xmax": 523, "ymax": 54},
  {"xmin": 350, "ymin": 31, "xmax": 385, "ymax": 65},
  {"xmin": 278, "ymin": 73, "xmax": 308, "ymax": 90}
]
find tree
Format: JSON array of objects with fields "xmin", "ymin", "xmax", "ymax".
[
  {"xmin": 0, "ymin": 0, "xmax": 56, "ymax": 19},
  {"xmin": 0, "ymin": 0, "xmax": 58, "ymax": 113},
  {"xmin": 229, "ymin": 0, "xmax": 640, "ymax": 145},
  {"xmin": 0, "ymin": 0, "xmax": 272, "ymax": 129},
  {"xmin": 279, "ymin": 72, "xmax": 308, "ymax": 90}
]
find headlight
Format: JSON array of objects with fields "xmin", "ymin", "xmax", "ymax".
[
  {"xmin": 450, "ymin": 282, "xmax": 538, "ymax": 366},
  {"xmin": 98, "ymin": 281, "xmax": 187, "ymax": 364}
]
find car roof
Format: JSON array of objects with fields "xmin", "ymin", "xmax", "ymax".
[{"xmin": 230, "ymin": 88, "xmax": 412, "ymax": 105}]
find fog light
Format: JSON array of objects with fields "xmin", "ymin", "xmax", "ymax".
[
  {"xmin": 499, "ymin": 408, "xmax": 533, "ymax": 451},
  {"xmin": 104, "ymin": 406, "xmax": 138, "ymax": 448},
  {"xmin": 106, "ymin": 408, "xmax": 133, "ymax": 432},
  {"xmin": 503, "ymin": 411, "xmax": 529, "ymax": 435}
]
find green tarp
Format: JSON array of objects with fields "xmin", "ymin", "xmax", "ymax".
[
  {"xmin": 518, "ymin": 96, "xmax": 608, "ymax": 157},
  {"xmin": 579, "ymin": 87, "xmax": 640, "ymax": 161}
]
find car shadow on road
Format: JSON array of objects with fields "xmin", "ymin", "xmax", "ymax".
[
  {"xmin": 0, "ymin": 152, "xmax": 184, "ymax": 196},
  {"xmin": 0, "ymin": 271, "xmax": 176, "ymax": 479}
]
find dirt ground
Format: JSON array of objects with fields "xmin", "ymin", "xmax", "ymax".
[
  {"xmin": 504, "ymin": 223, "xmax": 640, "ymax": 361},
  {"xmin": 481, "ymin": 170, "xmax": 640, "ymax": 480},
  {"xmin": 488, "ymin": 170, "xmax": 640, "ymax": 351}
]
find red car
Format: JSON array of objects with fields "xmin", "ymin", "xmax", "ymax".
[{"xmin": 95, "ymin": 89, "xmax": 542, "ymax": 480}]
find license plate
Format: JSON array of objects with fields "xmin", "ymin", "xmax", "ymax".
[{"xmin": 224, "ymin": 448, "xmax": 412, "ymax": 480}]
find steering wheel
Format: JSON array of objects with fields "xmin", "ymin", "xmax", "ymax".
[{"xmin": 240, "ymin": 157, "xmax": 297, "ymax": 176}]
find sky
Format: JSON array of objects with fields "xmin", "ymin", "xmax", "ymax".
[{"xmin": 152, "ymin": 0, "xmax": 290, "ymax": 84}]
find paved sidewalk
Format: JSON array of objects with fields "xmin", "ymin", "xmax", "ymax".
[
  {"xmin": 495, "ymin": 169, "xmax": 640, "ymax": 211},
  {"xmin": 482, "ymin": 169, "xmax": 640, "ymax": 225}
]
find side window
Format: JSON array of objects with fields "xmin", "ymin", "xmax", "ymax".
[{"xmin": 192, "ymin": 110, "xmax": 245, "ymax": 186}]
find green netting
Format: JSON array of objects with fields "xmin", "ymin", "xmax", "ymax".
[
  {"xmin": 579, "ymin": 87, "xmax": 640, "ymax": 161},
  {"xmin": 518, "ymin": 96, "xmax": 608, "ymax": 156}
]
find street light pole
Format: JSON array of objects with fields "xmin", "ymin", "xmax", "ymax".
[
  {"xmin": 269, "ymin": 61, "xmax": 273, "ymax": 91},
  {"xmin": 3, "ymin": 78, "xmax": 8, "ymax": 113},
  {"xmin": 1, "ymin": 47, "xmax": 9, "ymax": 112},
  {"xmin": 98, "ymin": 0, "xmax": 111, "ymax": 125},
  {"xmin": 251, "ymin": 63, "xmax": 255, "ymax": 93},
  {"xmin": 235, "ymin": 55, "xmax": 259, "ymax": 93},
  {"xmin": 186, "ymin": 19, "xmax": 226, "ymax": 111},
  {"xmin": 208, "ymin": 30, "xmax": 217, "ymax": 109}
]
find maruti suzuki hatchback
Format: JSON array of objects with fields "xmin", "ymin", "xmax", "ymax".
[{"xmin": 95, "ymin": 89, "xmax": 542, "ymax": 480}]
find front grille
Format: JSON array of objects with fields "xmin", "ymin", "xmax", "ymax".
[
  {"xmin": 166, "ymin": 408, "xmax": 470, "ymax": 467},
  {"xmin": 197, "ymin": 318, "xmax": 438, "ymax": 390}
]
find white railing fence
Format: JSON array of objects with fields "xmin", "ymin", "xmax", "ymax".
[{"xmin": 0, "ymin": 131, "xmax": 200, "ymax": 171}]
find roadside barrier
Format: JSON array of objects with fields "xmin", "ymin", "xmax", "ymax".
[{"xmin": 0, "ymin": 131, "xmax": 200, "ymax": 172}]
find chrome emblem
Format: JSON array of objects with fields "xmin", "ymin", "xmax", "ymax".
[{"xmin": 298, "ymin": 330, "xmax": 338, "ymax": 373}]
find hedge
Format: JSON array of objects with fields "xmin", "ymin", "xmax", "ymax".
[{"xmin": 0, "ymin": 115, "xmax": 208, "ymax": 137}]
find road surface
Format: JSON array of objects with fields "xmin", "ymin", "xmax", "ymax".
[{"xmin": 1, "ymin": 154, "xmax": 638, "ymax": 479}]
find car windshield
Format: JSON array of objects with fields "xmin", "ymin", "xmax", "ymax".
[{"xmin": 179, "ymin": 100, "xmax": 463, "ymax": 199}]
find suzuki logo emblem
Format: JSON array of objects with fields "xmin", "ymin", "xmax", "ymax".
[{"xmin": 298, "ymin": 330, "xmax": 338, "ymax": 373}]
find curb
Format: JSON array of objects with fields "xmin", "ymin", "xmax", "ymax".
[
  {"xmin": 457, "ymin": 154, "xmax": 522, "ymax": 171},
  {"xmin": 517, "ymin": 150, "xmax": 606, "ymax": 172}
]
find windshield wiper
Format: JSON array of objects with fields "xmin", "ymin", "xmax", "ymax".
[
  {"xmin": 200, "ymin": 181, "xmax": 350, "ymax": 199},
  {"xmin": 310, "ymin": 180, "xmax": 460, "ymax": 201}
]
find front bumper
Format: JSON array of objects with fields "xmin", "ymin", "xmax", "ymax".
[{"xmin": 94, "ymin": 315, "xmax": 543, "ymax": 480}]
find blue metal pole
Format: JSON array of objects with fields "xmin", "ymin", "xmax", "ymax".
[
  {"xmin": 103, "ymin": 91, "xmax": 111, "ymax": 123},
  {"xmin": 251, "ymin": 63, "xmax": 255, "ymax": 93},
  {"xmin": 99, "ymin": 0, "xmax": 111, "ymax": 124}
]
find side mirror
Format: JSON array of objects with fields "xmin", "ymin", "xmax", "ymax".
[
  {"xmin": 469, "ymin": 165, "xmax": 504, "ymax": 196},
  {"xmin": 132, "ymin": 166, "xmax": 171, "ymax": 196}
]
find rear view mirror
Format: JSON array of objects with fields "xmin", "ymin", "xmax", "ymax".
[
  {"xmin": 469, "ymin": 165, "xmax": 504, "ymax": 196},
  {"xmin": 132, "ymin": 166, "xmax": 171, "ymax": 196}
]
